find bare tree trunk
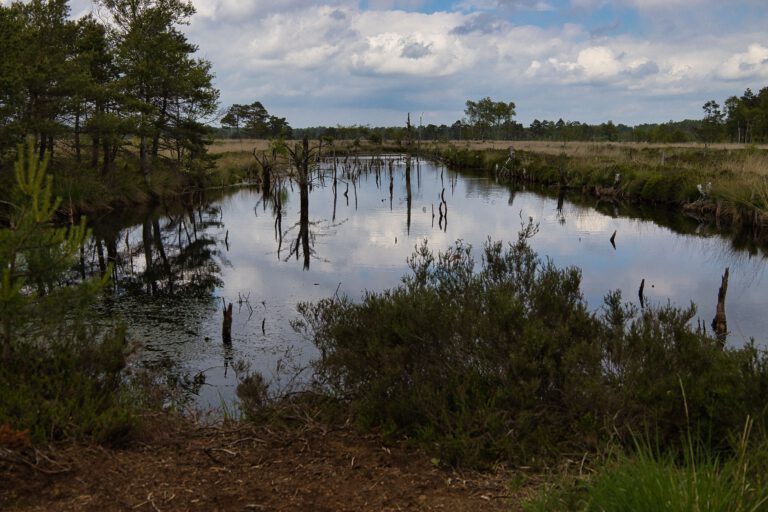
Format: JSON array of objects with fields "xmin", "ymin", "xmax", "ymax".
[
  {"xmin": 140, "ymin": 135, "xmax": 150, "ymax": 186},
  {"xmin": 712, "ymin": 268, "xmax": 729, "ymax": 345},
  {"xmin": 222, "ymin": 303, "xmax": 233, "ymax": 344},
  {"xmin": 75, "ymin": 109, "xmax": 81, "ymax": 164}
]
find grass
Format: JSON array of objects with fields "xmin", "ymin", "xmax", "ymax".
[
  {"xmin": 421, "ymin": 142, "xmax": 768, "ymax": 229},
  {"xmin": 526, "ymin": 421, "xmax": 768, "ymax": 512}
]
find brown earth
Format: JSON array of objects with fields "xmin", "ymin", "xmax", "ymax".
[{"xmin": 1, "ymin": 415, "xmax": 522, "ymax": 512}]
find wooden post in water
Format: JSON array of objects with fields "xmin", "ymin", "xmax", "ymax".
[
  {"xmin": 711, "ymin": 268, "xmax": 729, "ymax": 345},
  {"xmin": 222, "ymin": 303, "xmax": 233, "ymax": 344}
]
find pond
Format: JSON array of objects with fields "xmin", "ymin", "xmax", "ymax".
[{"xmin": 88, "ymin": 155, "xmax": 768, "ymax": 410}]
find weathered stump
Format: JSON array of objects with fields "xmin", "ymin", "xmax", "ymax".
[
  {"xmin": 223, "ymin": 303, "xmax": 233, "ymax": 344},
  {"xmin": 711, "ymin": 268, "xmax": 729, "ymax": 345}
]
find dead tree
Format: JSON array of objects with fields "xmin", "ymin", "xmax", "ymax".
[
  {"xmin": 711, "ymin": 268, "xmax": 729, "ymax": 345},
  {"xmin": 222, "ymin": 303, "xmax": 233, "ymax": 344}
]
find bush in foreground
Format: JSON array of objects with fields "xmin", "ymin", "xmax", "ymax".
[
  {"xmin": 0, "ymin": 143, "xmax": 134, "ymax": 444},
  {"xmin": 294, "ymin": 221, "xmax": 768, "ymax": 466}
]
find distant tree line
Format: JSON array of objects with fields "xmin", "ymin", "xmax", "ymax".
[
  {"xmin": 701, "ymin": 87, "xmax": 768, "ymax": 144},
  {"xmin": 220, "ymin": 90, "xmax": 768, "ymax": 145},
  {"xmin": 285, "ymin": 119, "xmax": 703, "ymax": 144},
  {"xmin": 0, "ymin": 0, "xmax": 219, "ymax": 182}
]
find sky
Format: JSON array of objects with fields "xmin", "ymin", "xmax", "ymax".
[{"xmin": 32, "ymin": 0, "xmax": 768, "ymax": 127}]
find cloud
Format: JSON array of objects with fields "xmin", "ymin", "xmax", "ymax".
[
  {"xmin": 450, "ymin": 13, "xmax": 505, "ymax": 35},
  {"xmin": 400, "ymin": 41, "xmax": 433, "ymax": 59},
  {"xmin": 571, "ymin": 0, "xmax": 707, "ymax": 10},
  {"xmin": 718, "ymin": 43, "xmax": 768, "ymax": 80},
  {"xmin": 525, "ymin": 45, "xmax": 660, "ymax": 86},
  {"xmin": 458, "ymin": 0, "xmax": 554, "ymax": 11},
  {"xmin": 170, "ymin": 0, "xmax": 768, "ymax": 126},
  {"xmin": 191, "ymin": 0, "xmax": 330, "ymax": 21},
  {"xmin": 352, "ymin": 31, "xmax": 471, "ymax": 76}
]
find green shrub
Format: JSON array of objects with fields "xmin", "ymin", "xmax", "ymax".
[
  {"xmin": 526, "ymin": 431, "xmax": 768, "ymax": 512},
  {"xmin": 0, "ymin": 142, "xmax": 134, "ymax": 444},
  {"xmin": 295, "ymin": 221, "xmax": 768, "ymax": 466}
]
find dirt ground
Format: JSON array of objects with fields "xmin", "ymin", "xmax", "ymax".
[{"xmin": 1, "ymin": 416, "xmax": 521, "ymax": 511}]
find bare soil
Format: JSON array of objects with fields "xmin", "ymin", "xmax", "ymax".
[{"xmin": 1, "ymin": 416, "xmax": 521, "ymax": 511}]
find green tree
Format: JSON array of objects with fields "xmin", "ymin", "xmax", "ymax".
[
  {"xmin": 100, "ymin": 0, "xmax": 218, "ymax": 184},
  {"xmin": 464, "ymin": 97, "xmax": 516, "ymax": 141},
  {"xmin": 0, "ymin": 1, "xmax": 79, "ymax": 160},
  {"xmin": 701, "ymin": 100, "xmax": 725, "ymax": 144},
  {"xmin": 0, "ymin": 142, "xmax": 132, "ymax": 442},
  {"xmin": 221, "ymin": 101, "xmax": 292, "ymax": 139}
]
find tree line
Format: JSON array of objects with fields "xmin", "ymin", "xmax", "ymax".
[
  {"xmin": 221, "ymin": 92, "xmax": 768, "ymax": 145},
  {"xmin": 701, "ymin": 87, "xmax": 768, "ymax": 144},
  {"xmin": 0, "ymin": 0, "xmax": 219, "ymax": 183}
]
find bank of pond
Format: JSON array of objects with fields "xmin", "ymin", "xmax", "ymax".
[{"xmin": 2, "ymin": 148, "xmax": 768, "ymax": 510}]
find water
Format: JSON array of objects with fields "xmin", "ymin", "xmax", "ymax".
[{"xmin": 87, "ymin": 156, "xmax": 768, "ymax": 409}]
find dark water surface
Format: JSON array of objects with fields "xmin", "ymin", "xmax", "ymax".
[{"xmin": 88, "ymin": 157, "xmax": 768, "ymax": 409}]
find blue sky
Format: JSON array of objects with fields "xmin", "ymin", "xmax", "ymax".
[{"xmin": 46, "ymin": 0, "xmax": 768, "ymax": 127}]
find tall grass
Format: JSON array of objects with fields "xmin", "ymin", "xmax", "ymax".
[{"xmin": 527, "ymin": 420, "xmax": 768, "ymax": 512}]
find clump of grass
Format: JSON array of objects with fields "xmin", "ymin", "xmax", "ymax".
[{"xmin": 526, "ymin": 420, "xmax": 768, "ymax": 512}]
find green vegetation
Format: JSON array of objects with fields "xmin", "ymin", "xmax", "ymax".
[
  {"xmin": 0, "ymin": 143, "xmax": 134, "ymax": 444},
  {"xmin": 464, "ymin": 97, "xmax": 517, "ymax": 141},
  {"xmin": 707, "ymin": 87, "xmax": 768, "ymax": 144},
  {"xmin": 0, "ymin": 0, "xmax": 220, "ymax": 213},
  {"xmin": 292, "ymin": 222, "xmax": 768, "ymax": 467},
  {"xmin": 428, "ymin": 143, "xmax": 768, "ymax": 230},
  {"xmin": 527, "ymin": 429, "xmax": 768, "ymax": 511},
  {"xmin": 220, "ymin": 101, "xmax": 292, "ymax": 139}
]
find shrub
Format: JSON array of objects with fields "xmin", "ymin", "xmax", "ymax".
[
  {"xmin": 295, "ymin": 222, "xmax": 768, "ymax": 466},
  {"xmin": 0, "ymin": 142, "xmax": 134, "ymax": 444}
]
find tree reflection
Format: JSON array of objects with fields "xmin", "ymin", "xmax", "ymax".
[{"xmin": 87, "ymin": 198, "xmax": 225, "ymax": 299}]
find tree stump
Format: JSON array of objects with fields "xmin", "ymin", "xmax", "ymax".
[
  {"xmin": 711, "ymin": 268, "xmax": 729, "ymax": 345},
  {"xmin": 223, "ymin": 303, "xmax": 233, "ymax": 344}
]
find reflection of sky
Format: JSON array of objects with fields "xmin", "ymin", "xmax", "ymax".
[{"xmin": 114, "ymin": 158, "xmax": 768, "ymax": 408}]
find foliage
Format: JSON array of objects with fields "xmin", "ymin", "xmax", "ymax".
[
  {"xmin": 221, "ymin": 101, "xmax": 292, "ymax": 139},
  {"xmin": 0, "ymin": 0, "xmax": 219, "ymax": 181},
  {"xmin": 526, "ymin": 429, "xmax": 768, "ymax": 512},
  {"xmin": 464, "ymin": 97, "xmax": 517, "ymax": 140},
  {"xmin": 295, "ymin": 225, "xmax": 768, "ymax": 466},
  {"xmin": 0, "ymin": 143, "xmax": 134, "ymax": 444}
]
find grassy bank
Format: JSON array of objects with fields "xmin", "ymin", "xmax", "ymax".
[
  {"xmin": 422, "ymin": 141, "xmax": 768, "ymax": 231},
  {"xmin": 0, "ymin": 146, "xmax": 258, "ymax": 220}
]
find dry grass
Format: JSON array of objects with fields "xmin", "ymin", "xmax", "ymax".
[{"xmin": 208, "ymin": 138, "xmax": 272, "ymax": 154}]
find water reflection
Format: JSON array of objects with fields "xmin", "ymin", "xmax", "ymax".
[{"xmin": 88, "ymin": 156, "xmax": 768, "ymax": 408}]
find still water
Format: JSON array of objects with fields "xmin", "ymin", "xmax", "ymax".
[{"xmin": 89, "ymin": 156, "xmax": 768, "ymax": 409}]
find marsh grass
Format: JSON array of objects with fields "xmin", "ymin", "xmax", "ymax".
[{"xmin": 526, "ymin": 419, "xmax": 768, "ymax": 512}]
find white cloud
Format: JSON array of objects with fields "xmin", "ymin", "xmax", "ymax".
[
  {"xmin": 352, "ymin": 30, "xmax": 473, "ymax": 76},
  {"xmin": 718, "ymin": 43, "xmax": 768, "ymax": 80},
  {"xmin": 458, "ymin": 0, "xmax": 554, "ymax": 11},
  {"xmin": 155, "ymin": 0, "xmax": 768, "ymax": 126},
  {"xmin": 571, "ymin": 0, "xmax": 707, "ymax": 10},
  {"xmin": 577, "ymin": 46, "xmax": 623, "ymax": 77}
]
